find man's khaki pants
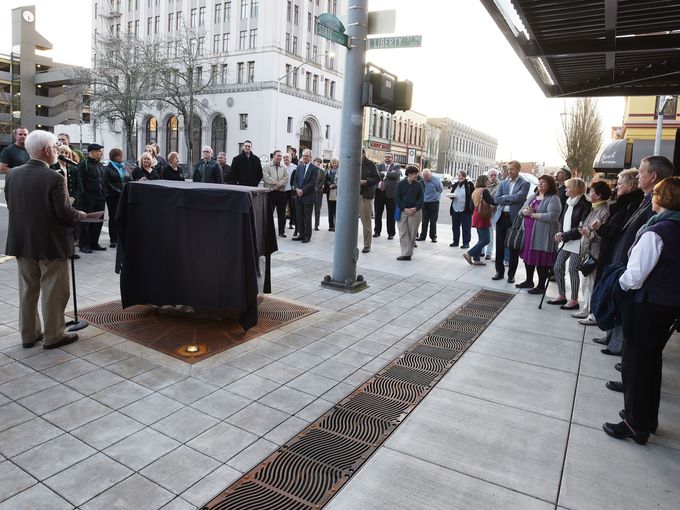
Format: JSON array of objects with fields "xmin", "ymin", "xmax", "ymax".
[
  {"xmin": 360, "ymin": 197, "xmax": 373, "ymax": 249},
  {"xmin": 17, "ymin": 257, "xmax": 70, "ymax": 346},
  {"xmin": 398, "ymin": 210, "xmax": 422, "ymax": 257}
]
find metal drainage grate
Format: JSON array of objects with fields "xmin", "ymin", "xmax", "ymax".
[{"xmin": 201, "ymin": 289, "xmax": 513, "ymax": 510}]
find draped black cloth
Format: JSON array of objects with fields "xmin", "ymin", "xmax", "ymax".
[{"xmin": 115, "ymin": 181, "xmax": 277, "ymax": 330}]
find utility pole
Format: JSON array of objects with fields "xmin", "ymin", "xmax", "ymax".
[{"xmin": 322, "ymin": 0, "xmax": 368, "ymax": 292}]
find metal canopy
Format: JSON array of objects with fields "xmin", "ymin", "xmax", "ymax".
[{"xmin": 480, "ymin": 0, "xmax": 680, "ymax": 97}]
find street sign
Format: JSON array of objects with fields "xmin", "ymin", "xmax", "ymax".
[
  {"xmin": 408, "ymin": 148, "xmax": 416, "ymax": 164},
  {"xmin": 317, "ymin": 23, "xmax": 349, "ymax": 47},
  {"xmin": 368, "ymin": 10, "xmax": 396, "ymax": 34},
  {"xmin": 368, "ymin": 35, "xmax": 422, "ymax": 50},
  {"xmin": 317, "ymin": 13, "xmax": 349, "ymax": 47}
]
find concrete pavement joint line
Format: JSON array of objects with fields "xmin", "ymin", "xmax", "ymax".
[
  {"xmin": 200, "ymin": 289, "xmax": 514, "ymax": 510},
  {"xmin": 555, "ymin": 322, "xmax": 588, "ymax": 509}
]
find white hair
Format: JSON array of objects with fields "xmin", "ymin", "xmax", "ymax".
[
  {"xmin": 487, "ymin": 168, "xmax": 498, "ymax": 176},
  {"xmin": 302, "ymin": 149, "xmax": 312, "ymax": 158},
  {"xmin": 202, "ymin": 146, "xmax": 213, "ymax": 154},
  {"xmin": 25, "ymin": 130, "xmax": 55, "ymax": 158}
]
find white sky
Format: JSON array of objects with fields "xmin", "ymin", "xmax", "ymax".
[{"xmin": 2, "ymin": 0, "xmax": 625, "ymax": 166}]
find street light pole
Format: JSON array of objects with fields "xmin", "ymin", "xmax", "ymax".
[
  {"xmin": 322, "ymin": 0, "xmax": 368, "ymax": 292},
  {"xmin": 654, "ymin": 95, "xmax": 672, "ymax": 156}
]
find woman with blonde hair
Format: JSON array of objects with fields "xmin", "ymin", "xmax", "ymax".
[
  {"xmin": 549, "ymin": 177, "xmax": 591, "ymax": 309},
  {"xmin": 162, "ymin": 151, "xmax": 185, "ymax": 180},
  {"xmin": 132, "ymin": 151, "xmax": 161, "ymax": 180}
]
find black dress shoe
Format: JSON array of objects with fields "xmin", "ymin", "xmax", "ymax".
[
  {"xmin": 315, "ymin": 227, "xmax": 319, "ymax": 231},
  {"xmin": 615, "ymin": 362, "xmax": 622, "ymax": 372},
  {"xmin": 279, "ymin": 233, "xmax": 287, "ymax": 238},
  {"xmin": 109, "ymin": 242, "xmax": 117, "ymax": 248},
  {"xmin": 44, "ymin": 333, "xmax": 78, "ymax": 350},
  {"xmin": 515, "ymin": 280, "xmax": 534, "ymax": 289},
  {"xmin": 387, "ymin": 236, "xmax": 394, "ymax": 240},
  {"xmin": 417, "ymin": 237, "xmax": 426, "ymax": 241},
  {"xmin": 362, "ymin": 247, "xmax": 370, "ymax": 253},
  {"xmin": 601, "ymin": 348, "xmax": 620, "ymax": 356},
  {"xmin": 80, "ymin": 247, "xmax": 92, "ymax": 254},
  {"xmin": 413, "ymin": 242, "xmax": 418, "ymax": 247},
  {"xmin": 372, "ymin": 233, "xmax": 380, "ymax": 238},
  {"xmin": 527, "ymin": 287, "xmax": 545, "ymax": 295},
  {"xmin": 301, "ymin": 239, "xmax": 310, "ymax": 243},
  {"xmin": 431, "ymin": 238, "xmax": 437, "ymax": 243},
  {"xmin": 606, "ymin": 380, "xmax": 624, "ymax": 392},
  {"xmin": 23, "ymin": 334, "xmax": 44, "ymax": 349},
  {"xmin": 491, "ymin": 274, "xmax": 504, "ymax": 281},
  {"xmin": 91, "ymin": 245, "xmax": 107, "ymax": 251},
  {"xmin": 292, "ymin": 236, "xmax": 303, "ymax": 241},
  {"xmin": 561, "ymin": 303, "xmax": 580, "ymax": 310},
  {"xmin": 461, "ymin": 244, "xmax": 469, "ymax": 249},
  {"xmin": 450, "ymin": 243, "xmax": 459, "ymax": 247},
  {"xmin": 592, "ymin": 336, "xmax": 609, "ymax": 345},
  {"xmin": 507, "ymin": 276, "xmax": 515, "ymax": 284},
  {"xmin": 602, "ymin": 421, "xmax": 649, "ymax": 445},
  {"xmin": 547, "ymin": 298, "xmax": 567, "ymax": 305},
  {"xmin": 618, "ymin": 410, "xmax": 658, "ymax": 434},
  {"xmin": 396, "ymin": 255, "xmax": 411, "ymax": 261}
]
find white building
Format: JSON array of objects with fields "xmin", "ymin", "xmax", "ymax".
[
  {"xmin": 76, "ymin": 0, "xmax": 345, "ymax": 163},
  {"xmin": 428, "ymin": 117, "xmax": 498, "ymax": 179}
]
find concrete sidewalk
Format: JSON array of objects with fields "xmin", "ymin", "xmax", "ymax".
[{"xmin": 0, "ymin": 220, "xmax": 678, "ymax": 509}]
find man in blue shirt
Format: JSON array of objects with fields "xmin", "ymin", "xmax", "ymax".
[{"xmin": 418, "ymin": 169, "xmax": 443, "ymax": 242}]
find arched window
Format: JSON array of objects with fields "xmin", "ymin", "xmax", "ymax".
[
  {"xmin": 392, "ymin": 119, "xmax": 396, "ymax": 141},
  {"xmin": 211, "ymin": 115, "xmax": 227, "ymax": 155},
  {"xmin": 191, "ymin": 115, "xmax": 202, "ymax": 161},
  {"xmin": 145, "ymin": 117, "xmax": 157, "ymax": 145},
  {"xmin": 166, "ymin": 116, "xmax": 179, "ymax": 155},
  {"xmin": 398, "ymin": 121, "xmax": 402, "ymax": 141},
  {"xmin": 379, "ymin": 115, "xmax": 384, "ymax": 139},
  {"xmin": 372, "ymin": 111, "xmax": 377, "ymax": 137}
]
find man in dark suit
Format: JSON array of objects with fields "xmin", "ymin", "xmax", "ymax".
[
  {"xmin": 360, "ymin": 149, "xmax": 380, "ymax": 252},
  {"xmin": 217, "ymin": 151, "xmax": 232, "ymax": 183},
  {"xmin": 493, "ymin": 160, "xmax": 530, "ymax": 283},
  {"xmin": 229, "ymin": 140, "xmax": 263, "ymax": 187},
  {"xmin": 373, "ymin": 152, "xmax": 402, "ymax": 240},
  {"xmin": 192, "ymin": 146, "xmax": 222, "ymax": 183},
  {"xmin": 5, "ymin": 130, "xmax": 86, "ymax": 349},
  {"xmin": 77, "ymin": 143, "xmax": 107, "ymax": 253},
  {"xmin": 292, "ymin": 149, "xmax": 320, "ymax": 243}
]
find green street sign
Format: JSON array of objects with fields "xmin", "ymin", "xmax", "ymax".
[
  {"xmin": 368, "ymin": 35, "xmax": 422, "ymax": 50},
  {"xmin": 317, "ymin": 22, "xmax": 349, "ymax": 47}
]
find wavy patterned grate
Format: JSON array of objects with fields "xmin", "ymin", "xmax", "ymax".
[{"xmin": 201, "ymin": 289, "xmax": 513, "ymax": 510}]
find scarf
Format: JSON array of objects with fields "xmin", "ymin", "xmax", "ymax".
[
  {"xmin": 642, "ymin": 209, "xmax": 680, "ymax": 229},
  {"xmin": 566, "ymin": 194, "xmax": 582, "ymax": 207},
  {"xmin": 110, "ymin": 160, "xmax": 126, "ymax": 181},
  {"xmin": 591, "ymin": 199, "xmax": 607, "ymax": 209}
]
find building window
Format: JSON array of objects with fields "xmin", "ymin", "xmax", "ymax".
[
  {"xmin": 145, "ymin": 117, "xmax": 157, "ymax": 144},
  {"xmin": 224, "ymin": 2, "xmax": 231, "ymax": 21},
  {"xmin": 287, "ymin": 1, "xmax": 292, "ymax": 22},
  {"xmin": 292, "ymin": 36, "xmax": 298, "ymax": 54},
  {"xmin": 190, "ymin": 8, "xmax": 196, "ymax": 27},
  {"xmin": 214, "ymin": 3, "xmax": 221, "ymax": 23},
  {"xmin": 292, "ymin": 67, "xmax": 298, "ymax": 87},
  {"xmin": 247, "ymin": 61, "xmax": 255, "ymax": 82},
  {"xmin": 211, "ymin": 115, "xmax": 227, "ymax": 154},
  {"xmin": 191, "ymin": 116, "xmax": 202, "ymax": 158},
  {"xmin": 330, "ymin": 81, "xmax": 335, "ymax": 99},
  {"xmin": 249, "ymin": 29, "xmax": 257, "ymax": 48},
  {"xmin": 166, "ymin": 116, "xmax": 179, "ymax": 155},
  {"xmin": 238, "ymin": 30, "xmax": 246, "ymax": 50},
  {"xmin": 241, "ymin": 0, "xmax": 248, "ymax": 19},
  {"xmin": 305, "ymin": 71, "xmax": 311, "ymax": 91},
  {"xmin": 294, "ymin": 5, "xmax": 299, "ymax": 24},
  {"xmin": 195, "ymin": 66, "xmax": 203, "ymax": 85},
  {"xmin": 325, "ymin": 124, "xmax": 330, "ymax": 139},
  {"xmin": 211, "ymin": 65, "xmax": 218, "ymax": 83},
  {"xmin": 306, "ymin": 42, "xmax": 310, "ymax": 59},
  {"xmin": 176, "ymin": 11, "xmax": 182, "ymax": 29},
  {"xmin": 379, "ymin": 115, "xmax": 384, "ymax": 138},
  {"xmin": 198, "ymin": 36, "xmax": 205, "ymax": 55},
  {"xmin": 154, "ymin": 15, "xmax": 159, "ymax": 33},
  {"xmin": 285, "ymin": 64, "xmax": 292, "ymax": 86},
  {"xmin": 221, "ymin": 64, "xmax": 228, "ymax": 84},
  {"xmin": 223, "ymin": 33, "xmax": 230, "ymax": 51},
  {"xmin": 324, "ymin": 78, "xmax": 329, "ymax": 97},
  {"xmin": 213, "ymin": 35, "xmax": 220, "ymax": 53},
  {"xmin": 287, "ymin": 117, "xmax": 293, "ymax": 133},
  {"xmin": 655, "ymin": 95, "xmax": 678, "ymax": 118},
  {"xmin": 134, "ymin": 19, "xmax": 139, "ymax": 34},
  {"xmin": 285, "ymin": 33, "xmax": 291, "ymax": 52},
  {"xmin": 166, "ymin": 41, "xmax": 173, "ymax": 56},
  {"xmin": 239, "ymin": 113, "xmax": 248, "ymax": 130},
  {"xmin": 237, "ymin": 62, "xmax": 244, "ymax": 83},
  {"xmin": 312, "ymin": 74, "xmax": 318, "ymax": 94},
  {"xmin": 312, "ymin": 45, "xmax": 318, "ymax": 61},
  {"xmin": 251, "ymin": 0, "xmax": 258, "ymax": 17},
  {"xmin": 308, "ymin": 12, "xmax": 312, "ymax": 31},
  {"xmin": 147, "ymin": 17, "xmax": 152, "ymax": 35},
  {"xmin": 199, "ymin": 6, "xmax": 205, "ymax": 26},
  {"xmin": 372, "ymin": 111, "xmax": 377, "ymax": 137}
]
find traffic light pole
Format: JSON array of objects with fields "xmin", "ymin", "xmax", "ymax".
[{"xmin": 322, "ymin": 0, "xmax": 369, "ymax": 293}]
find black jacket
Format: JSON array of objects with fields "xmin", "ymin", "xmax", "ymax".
[
  {"xmin": 102, "ymin": 163, "xmax": 132, "ymax": 197},
  {"xmin": 77, "ymin": 157, "xmax": 105, "ymax": 200},
  {"xmin": 596, "ymin": 189, "xmax": 644, "ymax": 270},
  {"xmin": 192, "ymin": 159, "xmax": 222, "ymax": 184},
  {"xmin": 559, "ymin": 195, "xmax": 592, "ymax": 242},
  {"xmin": 132, "ymin": 166, "xmax": 161, "ymax": 181},
  {"xmin": 51, "ymin": 163, "xmax": 83, "ymax": 207},
  {"xmin": 611, "ymin": 194, "xmax": 654, "ymax": 265},
  {"xmin": 229, "ymin": 152, "xmax": 263, "ymax": 187},
  {"xmin": 449, "ymin": 180, "xmax": 475, "ymax": 214},
  {"xmin": 162, "ymin": 164, "xmax": 185, "ymax": 181},
  {"xmin": 360, "ymin": 157, "xmax": 380, "ymax": 199}
]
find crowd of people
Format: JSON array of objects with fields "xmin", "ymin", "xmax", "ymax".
[{"xmin": 3, "ymin": 127, "xmax": 679, "ymax": 445}]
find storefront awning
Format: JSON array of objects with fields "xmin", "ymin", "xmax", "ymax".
[{"xmin": 594, "ymin": 139, "xmax": 628, "ymax": 170}]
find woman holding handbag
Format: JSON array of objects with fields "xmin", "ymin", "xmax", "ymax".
[
  {"xmin": 516, "ymin": 174, "xmax": 562, "ymax": 294},
  {"xmin": 463, "ymin": 174, "xmax": 496, "ymax": 265},
  {"xmin": 572, "ymin": 180, "xmax": 612, "ymax": 322},
  {"xmin": 324, "ymin": 157, "xmax": 339, "ymax": 231}
]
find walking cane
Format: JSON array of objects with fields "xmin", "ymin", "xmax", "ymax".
[
  {"xmin": 538, "ymin": 241, "xmax": 564, "ymax": 310},
  {"xmin": 65, "ymin": 250, "xmax": 89, "ymax": 332}
]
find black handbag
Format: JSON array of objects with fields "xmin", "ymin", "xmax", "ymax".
[
  {"xmin": 504, "ymin": 213, "xmax": 525, "ymax": 251},
  {"xmin": 578, "ymin": 251, "xmax": 597, "ymax": 276}
]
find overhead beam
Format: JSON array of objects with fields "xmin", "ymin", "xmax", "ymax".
[
  {"xmin": 604, "ymin": 0, "xmax": 618, "ymax": 78},
  {"xmin": 524, "ymin": 33, "xmax": 680, "ymax": 58}
]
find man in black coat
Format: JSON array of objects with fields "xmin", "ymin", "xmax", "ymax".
[
  {"xmin": 5, "ymin": 130, "xmax": 86, "ymax": 349},
  {"xmin": 373, "ymin": 152, "xmax": 402, "ymax": 240},
  {"xmin": 360, "ymin": 149, "xmax": 380, "ymax": 252},
  {"xmin": 217, "ymin": 151, "xmax": 232, "ymax": 183},
  {"xmin": 292, "ymin": 149, "xmax": 320, "ymax": 243},
  {"xmin": 77, "ymin": 143, "xmax": 107, "ymax": 253},
  {"xmin": 229, "ymin": 140, "xmax": 263, "ymax": 187},
  {"xmin": 192, "ymin": 146, "xmax": 223, "ymax": 183}
]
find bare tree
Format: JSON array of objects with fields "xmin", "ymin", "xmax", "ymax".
[
  {"xmin": 74, "ymin": 35, "xmax": 154, "ymax": 160},
  {"xmin": 559, "ymin": 97, "xmax": 603, "ymax": 179},
  {"xmin": 147, "ymin": 26, "xmax": 227, "ymax": 165}
]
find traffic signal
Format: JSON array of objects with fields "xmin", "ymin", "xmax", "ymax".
[{"xmin": 364, "ymin": 71, "xmax": 412, "ymax": 114}]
